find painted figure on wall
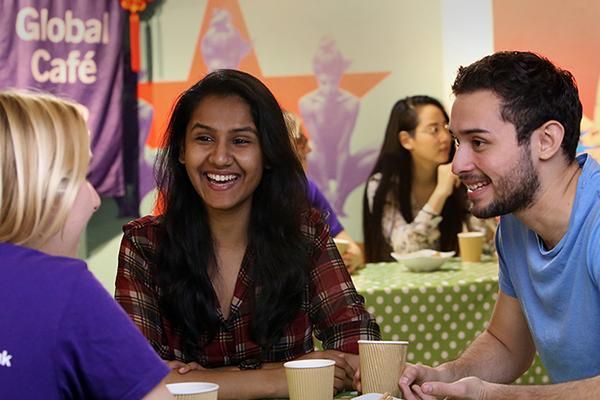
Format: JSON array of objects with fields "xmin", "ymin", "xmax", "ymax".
[
  {"xmin": 300, "ymin": 37, "xmax": 377, "ymax": 216},
  {"xmin": 200, "ymin": 8, "xmax": 251, "ymax": 72},
  {"xmin": 134, "ymin": 0, "xmax": 391, "ymax": 219},
  {"xmin": 138, "ymin": 8, "xmax": 253, "ymax": 213}
]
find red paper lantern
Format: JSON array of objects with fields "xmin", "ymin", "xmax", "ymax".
[{"xmin": 120, "ymin": 0, "xmax": 150, "ymax": 72}]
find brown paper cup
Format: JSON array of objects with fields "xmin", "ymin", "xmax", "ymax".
[
  {"xmin": 166, "ymin": 382, "xmax": 219, "ymax": 400},
  {"xmin": 458, "ymin": 231, "xmax": 484, "ymax": 262},
  {"xmin": 359, "ymin": 340, "xmax": 408, "ymax": 397},
  {"xmin": 333, "ymin": 238, "xmax": 350, "ymax": 254},
  {"xmin": 284, "ymin": 359, "xmax": 336, "ymax": 400}
]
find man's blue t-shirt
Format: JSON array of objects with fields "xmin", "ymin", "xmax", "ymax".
[
  {"xmin": 497, "ymin": 153, "xmax": 600, "ymax": 383},
  {"xmin": 0, "ymin": 243, "xmax": 169, "ymax": 399}
]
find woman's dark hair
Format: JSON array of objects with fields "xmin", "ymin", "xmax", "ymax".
[
  {"xmin": 155, "ymin": 69, "xmax": 310, "ymax": 358},
  {"xmin": 452, "ymin": 51, "xmax": 582, "ymax": 161},
  {"xmin": 362, "ymin": 95, "xmax": 468, "ymax": 263}
]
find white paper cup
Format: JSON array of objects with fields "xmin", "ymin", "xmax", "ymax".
[
  {"xmin": 359, "ymin": 340, "xmax": 408, "ymax": 397},
  {"xmin": 458, "ymin": 231, "xmax": 485, "ymax": 262},
  {"xmin": 166, "ymin": 382, "xmax": 219, "ymax": 400},
  {"xmin": 284, "ymin": 359, "xmax": 336, "ymax": 400}
]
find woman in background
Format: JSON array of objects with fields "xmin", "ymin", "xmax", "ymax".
[
  {"xmin": 363, "ymin": 95, "xmax": 471, "ymax": 262},
  {"xmin": 0, "ymin": 91, "xmax": 171, "ymax": 399},
  {"xmin": 116, "ymin": 69, "xmax": 380, "ymax": 399},
  {"xmin": 283, "ymin": 110, "xmax": 363, "ymax": 273}
]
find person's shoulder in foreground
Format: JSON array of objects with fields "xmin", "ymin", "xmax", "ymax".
[
  {"xmin": 0, "ymin": 90, "xmax": 171, "ymax": 399},
  {"xmin": 0, "ymin": 242, "xmax": 170, "ymax": 399}
]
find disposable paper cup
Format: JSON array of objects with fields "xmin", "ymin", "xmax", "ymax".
[
  {"xmin": 458, "ymin": 231, "xmax": 485, "ymax": 263},
  {"xmin": 359, "ymin": 340, "xmax": 408, "ymax": 397},
  {"xmin": 166, "ymin": 382, "xmax": 219, "ymax": 400},
  {"xmin": 333, "ymin": 238, "xmax": 350, "ymax": 254},
  {"xmin": 284, "ymin": 359, "xmax": 336, "ymax": 400}
]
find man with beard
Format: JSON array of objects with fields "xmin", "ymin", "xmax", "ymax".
[{"xmin": 397, "ymin": 51, "xmax": 600, "ymax": 399}]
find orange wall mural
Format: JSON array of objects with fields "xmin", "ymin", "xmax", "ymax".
[
  {"xmin": 139, "ymin": 0, "xmax": 389, "ymax": 149},
  {"xmin": 138, "ymin": 0, "xmax": 391, "ymax": 217},
  {"xmin": 493, "ymin": 0, "xmax": 600, "ymax": 160}
]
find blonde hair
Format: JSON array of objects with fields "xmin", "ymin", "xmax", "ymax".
[
  {"xmin": 0, "ymin": 90, "xmax": 90, "ymax": 247},
  {"xmin": 283, "ymin": 110, "xmax": 310, "ymax": 169},
  {"xmin": 283, "ymin": 110, "xmax": 302, "ymax": 141}
]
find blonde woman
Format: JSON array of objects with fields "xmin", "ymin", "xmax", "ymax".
[
  {"xmin": 283, "ymin": 110, "xmax": 364, "ymax": 273},
  {"xmin": 0, "ymin": 91, "xmax": 172, "ymax": 399}
]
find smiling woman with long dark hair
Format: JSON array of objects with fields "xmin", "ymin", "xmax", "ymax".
[{"xmin": 115, "ymin": 69, "xmax": 380, "ymax": 400}]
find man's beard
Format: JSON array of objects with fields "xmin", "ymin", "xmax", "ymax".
[{"xmin": 472, "ymin": 145, "xmax": 541, "ymax": 219}]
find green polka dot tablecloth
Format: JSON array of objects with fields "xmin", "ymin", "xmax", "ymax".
[{"xmin": 351, "ymin": 258, "xmax": 549, "ymax": 385}]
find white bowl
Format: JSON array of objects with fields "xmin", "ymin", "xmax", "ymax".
[{"xmin": 391, "ymin": 249, "xmax": 455, "ymax": 272}]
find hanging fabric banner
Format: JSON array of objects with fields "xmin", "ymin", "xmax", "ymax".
[{"xmin": 0, "ymin": 0, "xmax": 126, "ymax": 197}]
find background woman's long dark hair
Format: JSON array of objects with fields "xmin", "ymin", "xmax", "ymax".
[
  {"xmin": 154, "ymin": 69, "xmax": 310, "ymax": 359},
  {"xmin": 362, "ymin": 96, "xmax": 468, "ymax": 263}
]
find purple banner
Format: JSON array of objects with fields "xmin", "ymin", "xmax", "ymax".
[{"xmin": 0, "ymin": 0, "xmax": 125, "ymax": 197}]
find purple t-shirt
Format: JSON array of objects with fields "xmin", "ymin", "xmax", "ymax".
[
  {"xmin": 0, "ymin": 243, "xmax": 169, "ymax": 399},
  {"xmin": 307, "ymin": 179, "xmax": 343, "ymax": 236}
]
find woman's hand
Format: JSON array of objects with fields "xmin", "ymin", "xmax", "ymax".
[
  {"xmin": 434, "ymin": 163, "xmax": 460, "ymax": 199},
  {"xmin": 165, "ymin": 360, "xmax": 205, "ymax": 375},
  {"xmin": 353, "ymin": 366, "xmax": 363, "ymax": 393},
  {"xmin": 426, "ymin": 163, "xmax": 460, "ymax": 215},
  {"xmin": 163, "ymin": 359, "xmax": 289, "ymax": 398},
  {"xmin": 335, "ymin": 231, "xmax": 364, "ymax": 274},
  {"xmin": 342, "ymin": 241, "xmax": 363, "ymax": 274},
  {"xmin": 299, "ymin": 350, "xmax": 358, "ymax": 392}
]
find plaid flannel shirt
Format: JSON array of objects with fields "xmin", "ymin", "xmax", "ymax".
[{"xmin": 115, "ymin": 211, "xmax": 380, "ymax": 367}]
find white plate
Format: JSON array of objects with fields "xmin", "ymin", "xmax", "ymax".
[
  {"xmin": 352, "ymin": 393, "xmax": 401, "ymax": 400},
  {"xmin": 391, "ymin": 249, "xmax": 455, "ymax": 272}
]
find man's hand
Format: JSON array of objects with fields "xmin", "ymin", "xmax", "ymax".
[
  {"xmin": 400, "ymin": 363, "xmax": 448, "ymax": 399},
  {"xmin": 405, "ymin": 376, "xmax": 487, "ymax": 400}
]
